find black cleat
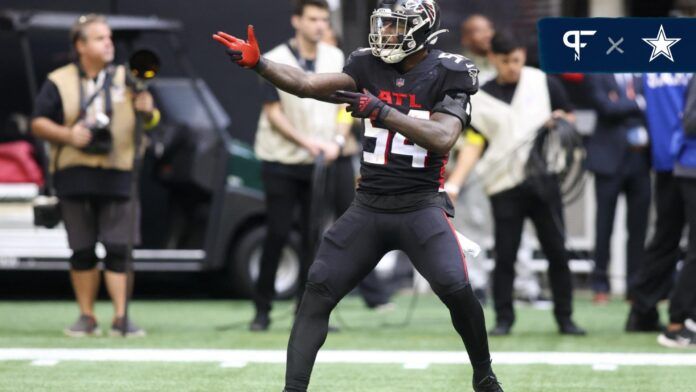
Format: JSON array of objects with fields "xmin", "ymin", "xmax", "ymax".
[
  {"xmin": 558, "ymin": 319, "xmax": 586, "ymax": 336},
  {"xmin": 489, "ymin": 322, "xmax": 512, "ymax": 336},
  {"xmin": 473, "ymin": 373, "xmax": 504, "ymax": 392},
  {"xmin": 625, "ymin": 309, "xmax": 664, "ymax": 333},
  {"xmin": 249, "ymin": 312, "xmax": 270, "ymax": 332}
]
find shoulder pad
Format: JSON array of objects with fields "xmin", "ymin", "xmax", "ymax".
[
  {"xmin": 436, "ymin": 52, "xmax": 478, "ymax": 73},
  {"xmin": 347, "ymin": 48, "xmax": 373, "ymax": 59}
]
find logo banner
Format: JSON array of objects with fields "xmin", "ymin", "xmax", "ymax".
[{"xmin": 538, "ymin": 18, "xmax": 696, "ymax": 73}]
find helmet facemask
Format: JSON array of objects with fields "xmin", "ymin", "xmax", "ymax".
[
  {"xmin": 369, "ymin": 4, "xmax": 448, "ymax": 64},
  {"xmin": 369, "ymin": 9, "xmax": 419, "ymax": 64}
]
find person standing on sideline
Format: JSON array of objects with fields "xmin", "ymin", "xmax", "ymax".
[
  {"xmin": 31, "ymin": 14, "xmax": 159, "ymax": 337},
  {"xmin": 459, "ymin": 14, "xmax": 496, "ymax": 83},
  {"xmin": 584, "ymin": 73, "xmax": 651, "ymax": 303},
  {"xmin": 249, "ymin": 0, "xmax": 344, "ymax": 331},
  {"xmin": 450, "ymin": 32, "xmax": 585, "ymax": 336},
  {"xmin": 656, "ymin": 75, "xmax": 696, "ymax": 348},
  {"xmin": 626, "ymin": 73, "xmax": 692, "ymax": 332}
]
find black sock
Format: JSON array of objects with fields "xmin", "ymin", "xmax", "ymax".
[{"xmin": 473, "ymin": 360, "xmax": 494, "ymax": 384}]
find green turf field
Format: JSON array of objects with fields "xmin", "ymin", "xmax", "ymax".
[{"xmin": 1, "ymin": 293, "xmax": 694, "ymax": 391}]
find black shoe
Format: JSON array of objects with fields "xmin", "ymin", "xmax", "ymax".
[
  {"xmin": 558, "ymin": 319, "xmax": 586, "ymax": 336},
  {"xmin": 489, "ymin": 322, "xmax": 512, "ymax": 336},
  {"xmin": 657, "ymin": 327, "xmax": 696, "ymax": 348},
  {"xmin": 110, "ymin": 317, "xmax": 146, "ymax": 338},
  {"xmin": 473, "ymin": 373, "xmax": 504, "ymax": 392},
  {"xmin": 249, "ymin": 312, "xmax": 270, "ymax": 332},
  {"xmin": 625, "ymin": 309, "xmax": 664, "ymax": 333}
]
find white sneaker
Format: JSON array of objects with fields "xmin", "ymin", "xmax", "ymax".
[{"xmin": 685, "ymin": 319, "xmax": 696, "ymax": 333}]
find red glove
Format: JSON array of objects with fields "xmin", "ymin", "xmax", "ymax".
[
  {"xmin": 212, "ymin": 25, "xmax": 262, "ymax": 69},
  {"xmin": 331, "ymin": 89, "xmax": 392, "ymax": 122}
]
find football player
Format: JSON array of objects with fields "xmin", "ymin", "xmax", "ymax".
[{"xmin": 213, "ymin": 1, "xmax": 503, "ymax": 391}]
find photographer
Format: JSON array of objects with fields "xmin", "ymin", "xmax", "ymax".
[{"xmin": 31, "ymin": 14, "xmax": 159, "ymax": 337}]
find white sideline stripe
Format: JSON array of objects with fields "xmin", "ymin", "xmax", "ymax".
[
  {"xmin": 403, "ymin": 362, "xmax": 430, "ymax": 370},
  {"xmin": 30, "ymin": 359, "xmax": 59, "ymax": 367},
  {"xmin": 2, "ymin": 349, "xmax": 696, "ymax": 367},
  {"xmin": 220, "ymin": 361, "xmax": 248, "ymax": 368},
  {"xmin": 592, "ymin": 364, "xmax": 618, "ymax": 371}
]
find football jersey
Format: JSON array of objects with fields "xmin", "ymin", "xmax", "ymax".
[{"xmin": 342, "ymin": 48, "xmax": 479, "ymax": 199}]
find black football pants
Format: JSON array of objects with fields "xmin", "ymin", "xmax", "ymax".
[
  {"xmin": 327, "ymin": 156, "xmax": 393, "ymax": 307},
  {"xmin": 284, "ymin": 204, "xmax": 491, "ymax": 391}
]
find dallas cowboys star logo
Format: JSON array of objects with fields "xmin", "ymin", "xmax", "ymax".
[{"xmin": 642, "ymin": 25, "xmax": 681, "ymax": 62}]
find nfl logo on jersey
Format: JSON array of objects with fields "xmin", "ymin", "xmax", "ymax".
[{"xmin": 396, "ymin": 78, "xmax": 405, "ymax": 87}]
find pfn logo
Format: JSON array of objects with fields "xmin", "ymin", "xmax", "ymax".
[{"xmin": 563, "ymin": 30, "xmax": 596, "ymax": 61}]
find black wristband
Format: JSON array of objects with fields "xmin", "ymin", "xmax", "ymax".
[
  {"xmin": 254, "ymin": 57, "xmax": 268, "ymax": 73},
  {"xmin": 377, "ymin": 105, "xmax": 392, "ymax": 122}
]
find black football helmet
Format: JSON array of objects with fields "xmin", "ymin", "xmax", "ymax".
[{"xmin": 369, "ymin": 0, "xmax": 447, "ymax": 63}]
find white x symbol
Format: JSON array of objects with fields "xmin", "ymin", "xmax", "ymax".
[{"xmin": 607, "ymin": 37, "xmax": 624, "ymax": 55}]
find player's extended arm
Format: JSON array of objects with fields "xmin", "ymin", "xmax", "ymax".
[
  {"xmin": 212, "ymin": 26, "xmax": 356, "ymax": 101},
  {"xmin": 332, "ymin": 89, "xmax": 466, "ymax": 154},
  {"xmin": 382, "ymin": 111, "xmax": 461, "ymax": 154}
]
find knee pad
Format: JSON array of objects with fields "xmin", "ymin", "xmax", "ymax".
[
  {"xmin": 432, "ymin": 278, "xmax": 471, "ymax": 299},
  {"xmin": 299, "ymin": 281, "xmax": 339, "ymax": 316},
  {"xmin": 103, "ymin": 244, "xmax": 129, "ymax": 273},
  {"xmin": 437, "ymin": 282, "xmax": 474, "ymax": 303},
  {"xmin": 305, "ymin": 281, "xmax": 338, "ymax": 303},
  {"xmin": 70, "ymin": 248, "xmax": 98, "ymax": 271}
]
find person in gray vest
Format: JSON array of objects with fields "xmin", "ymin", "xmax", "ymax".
[
  {"xmin": 249, "ymin": 0, "xmax": 346, "ymax": 331},
  {"xmin": 31, "ymin": 14, "xmax": 159, "ymax": 337}
]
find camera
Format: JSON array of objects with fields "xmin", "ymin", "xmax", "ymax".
[{"xmin": 81, "ymin": 112, "xmax": 113, "ymax": 154}]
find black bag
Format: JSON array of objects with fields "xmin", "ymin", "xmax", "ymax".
[
  {"xmin": 33, "ymin": 194, "xmax": 61, "ymax": 228},
  {"xmin": 33, "ymin": 141, "xmax": 63, "ymax": 228}
]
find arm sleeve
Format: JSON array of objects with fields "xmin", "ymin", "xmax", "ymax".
[
  {"xmin": 547, "ymin": 76, "xmax": 574, "ymax": 112},
  {"xmin": 433, "ymin": 64, "xmax": 479, "ymax": 128},
  {"xmin": 432, "ymin": 91, "xmax": 472, "ymax": 128},
  {"xmin": 31, "ymin": 80, "xmax": 64, "ymax": 124}
]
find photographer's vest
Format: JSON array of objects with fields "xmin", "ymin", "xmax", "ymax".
[
  {"xmin": 254, "ymin": 42, "xmax": 346, "ymax": 165},
  {"xmin": 469, "ymin": 67, "xmax": 551, "ymax": 196},
  {"xmin": 47, "ymin": 63, "xmax": 136, "ymax": 173}
]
